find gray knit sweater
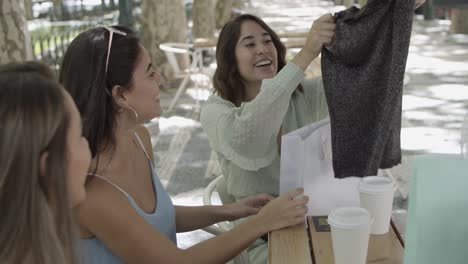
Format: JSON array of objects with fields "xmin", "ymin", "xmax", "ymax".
[{"xmin": 321, "ymin": 0, "xmax": 414, "ymax": 178}]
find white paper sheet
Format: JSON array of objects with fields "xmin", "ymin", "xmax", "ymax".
[{"xmin": 280, "ymin": 119, "xmax": 361, "ymax": 216}]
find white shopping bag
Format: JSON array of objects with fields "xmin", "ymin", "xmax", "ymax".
[{"xmin": 280, "ymin": 119, "xmax": 361, "ymax": 216}]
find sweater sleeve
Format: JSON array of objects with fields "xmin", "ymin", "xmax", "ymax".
[
  {"xmin": 201, "ymin": 62, "xmax": 305, "ymax": 171},
  {"xmin": 302, "ymin": 76, "xmax": 329, "ymax": 122}
]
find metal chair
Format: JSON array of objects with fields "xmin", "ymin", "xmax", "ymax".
[
  {"xmin": 159, "ymin": 42, "xmax": 205, "ymax": 113},
  {"xmin": 202, "ymin": 175, "xmax": 251, "ymax": 264}
]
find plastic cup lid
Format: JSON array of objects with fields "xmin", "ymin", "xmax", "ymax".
[
  {"xmin": 359, "ymin": 176, "xmax": 395, "ymax": 194},
  {"xmin": 327, "ymin": 207, "xmax": 371, "ymax": 229}
]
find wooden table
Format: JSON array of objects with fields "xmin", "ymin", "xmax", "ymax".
[
  {"xmin": 269, "ymin": 216, "xmax": 404, "ymax": 264},
  {"xmin": 269, "ymin": 222, "xmax": 312, "ymax": 264}
]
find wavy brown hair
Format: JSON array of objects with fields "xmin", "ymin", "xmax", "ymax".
[
  {"xmin": 0, "ymin": 62, "xmax": 77, "ymax": 264},
  {"xmin": 213, "ymin": 14, "xmax": 302, "ymax": 106}
]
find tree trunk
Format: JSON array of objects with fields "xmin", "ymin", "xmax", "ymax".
[
  {"xmin": 233, "ymin": 0, "xmax": 251, "ymax": 9},
  {"xmin": 101, "ymin": 0, "xmax": 106, "ymax": 11},
  {"xmin": 118, "ymin": 0, "xmax": 134, "ymax": 28},
  {"xmin": 140, "ymin": 0, "xmax": 188, "ymax": 80},
  {"xmin": 193, "ymin": 0, "xmax": 215, "ymax": 39},
  {"xmin": 215, "ymin": 0, "xmax": 233, "ymax": 29},
  {"xmin": 24, "ymin": 0, "xmax": 34, "ymax": 20},
  {"xmin": 423, "ymin": 0, "xmax": 434, "ymax": 20},
  {"xmin": 451, "ymin": 8, "xmax": 468, "ymax": 34},
  {"xmin": 110, "ymin": 0, "xmax": 116, "ymax": 9},
  {"xmin": 52, "ymin": 0, "xmax": 62, "ymax": 7},
  {"xmin": 51, "ymin": 0, "xmax": 61, "ymax": 20},
  {"xmin": 343, "ymin": 0, "xmax": 355, "ymax": 7},
  {"xmin": 0, "ymin": 0, "xmax": 32, "ymax": 63},
  {"xmin": 51, "ymin": 0, "xmax": 71, "ymax": 20}
]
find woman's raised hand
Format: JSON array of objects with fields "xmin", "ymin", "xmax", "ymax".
[
  {"xmin": 304, "ymin": 13, "xmax": 336, "ymax": 59},
  {"xmin": 292, "ymin": 14, "xmax": 336, "ymax": 70},
  {"xmin": 252, "ymin": 188, "xmax": 309, "ymax": 233}
]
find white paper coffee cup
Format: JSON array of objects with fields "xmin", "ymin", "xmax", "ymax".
[
  {"xmin": 359, "ymin": 176, "xmax": 396, "ymax": 235},
  {"xmin": 328, "ymin": 207, "xmax": 372, "ymax": 264}
]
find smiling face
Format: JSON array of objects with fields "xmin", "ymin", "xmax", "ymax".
[
  {"xmin": 235, "ymin": 20, "xmax": 278, "ymax": 88},
  {"xmin": 124, "ymin": 45, "xmax": 162, "ymax": 122}
]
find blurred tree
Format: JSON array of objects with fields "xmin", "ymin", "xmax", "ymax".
[
  {"xmin": 451, "ymin": 8, "xmax": 468, "ymax": 34},
  {"xmin": 215, "ymin": 0, "xmax": 233, "ymax": 29},
  {"xmin": 140, "ymin": 0, "xmax": 188, "ymax": 80},
  {"xmin": 193, "ymin": 0, "xmax": 215, "ymax": 38},
  {"xmin": 233, "ymin": 0, "xmax": 252, "ymax": 9},
  {"xmin": 333, "ymin": 0, "xmax": 351, "ymax": 6},
  {"xmin": 52, "ymin": 0, "xmax": 70, "ymax": 20},
  {"xmin": 0, "ymin": 0, "xmax": 32, "ymax": 63},
  {"xmin": 52, "ymin": 0, "xmax": 61, "ymax": 5},
  {"xmin": 343, "ymin": 0, "xmax": 355, "ymax": 7},
  {"xmin": 110, "ymin": 0, "xmax": 116, "ymax": 9},
  {"xmin": 423, "ymin": 0, "xmax": 434, "ymax": 20},
  {"xmin": 118, "ymin": 0, "xmax": 134, "ymax": 27},
  {"xmin": 24, "ymin": 0, "xmax": 33, "ymax": 20}
]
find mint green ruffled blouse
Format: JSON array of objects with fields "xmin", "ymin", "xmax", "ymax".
[{"xmin": 201, "ymin": 62, "xmax": 329, "ymax": 198}]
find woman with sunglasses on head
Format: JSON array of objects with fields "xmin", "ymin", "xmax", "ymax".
[
  {"xmin": 60, "ymin": 25, "xmax": 308, "ymax": 264},
  {"xmin": 0, "ymin": 61, "xmax": 91, "ymax": 264}
]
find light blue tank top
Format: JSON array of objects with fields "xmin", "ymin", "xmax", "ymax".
[{"xmin": 80, "ymin": 133, "xmax": 177, "ymax": 264}]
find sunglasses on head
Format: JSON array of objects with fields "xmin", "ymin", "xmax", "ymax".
[{"xmin": 100, "ymin": 25, "xmax": 127, "ymax": 77}]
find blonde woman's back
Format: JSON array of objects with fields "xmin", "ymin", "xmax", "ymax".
[{"xmin": 0, "ymin": 61, "xmax": 78, "ymax": 264}]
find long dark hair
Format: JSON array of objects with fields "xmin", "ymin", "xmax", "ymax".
[
  {"xmin": 59, "ymin": 25, "xmax": 140, "ymax": 159},
  {"xmin": 213, "ymin": 14, "xmax": 302, "ymax": 106},
  {"xmin": 0, "ymin": 61, "xmax": 76, "ymax": 264}
]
